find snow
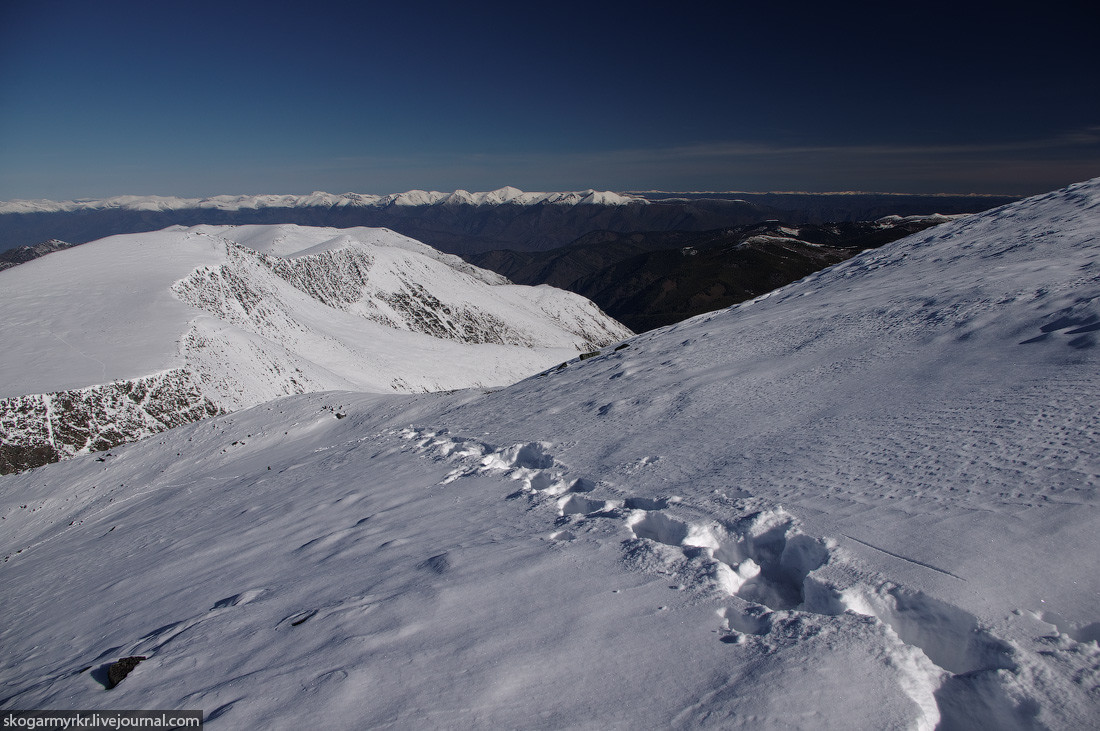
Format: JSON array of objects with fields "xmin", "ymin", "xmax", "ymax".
[
  {"xmin": 2, "ymin": 179, "xmax": 1099, "ymax": 728},
  {"xmin": 0, "ymin": 229, "xmax": 227, "ymax": 396},
  {"xmin": 186, "ymin": 223, "xmax": 508, "ymax": 283},
  {"xmin": 0, "ymin": 188, "xmax": 643, "ymax": 215},
  {"xmin": 737, "ymin": 234, "xmax": 813, "ymax": 248},
  {"xmin": 0, "ymin": 224, "xmax": 629, "ymax": 402},
  {"xmin": 0, "ymin": 223, "xmax": 629, "ymax": 469}
]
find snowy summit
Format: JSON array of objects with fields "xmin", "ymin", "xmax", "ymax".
[
  {"xmin": 1, "ymin": 179, "xmax": 1099, "ymax": 728},
  {"xmin": 0, "ymin": 188, "xmax": 643, "ymax": 215},
  {"xmin": 0, "ymin": 224, "xmax": 630, "ymax": 471}
]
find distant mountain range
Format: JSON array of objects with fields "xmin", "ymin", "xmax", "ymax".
[
  {"xmin": 0, "ymin": 188, "xmax": 1018, "ymax": 256},
  {"xmin": 467, "ymin": 215, "xmax": 960, "ymax": 332}
]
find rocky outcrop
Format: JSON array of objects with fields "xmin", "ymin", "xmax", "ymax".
[
  {"xmin": 106, "ymin": 657, "xmax": 146, "ymax": 689},
  {"xmin": 0, "ymin": 239, "xmax": 76, "ymax": 271},
  {"xmin": 0, "ymin": 225, "xmax": 631, "ymax": 474},
  {"xmin": 0, "ymin": 370, "xmax": 220, "ymax": 474}
]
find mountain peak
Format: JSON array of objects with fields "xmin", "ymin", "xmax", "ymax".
[
  {"xmin": 0, "ymin": 224, "xmax": 631, "ymax": 472},
  {"xmin": 0, "ymin": 188, "xmax": 644, "ymax": 215}
]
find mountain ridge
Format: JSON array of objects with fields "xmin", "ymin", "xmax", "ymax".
[
  {"xmin": 0, "ymin": 188, "xmax": 1019, "ymax": 256},
  {"xmin": 0, "ymin": 188, "xmax": 644, "ymax": 215},
  {"xmin": 0, "ymin": 224, "xmax": 630, "ymax": 472}
]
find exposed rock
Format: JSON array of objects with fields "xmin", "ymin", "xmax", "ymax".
[
  {"xmin": 106, "ymin": 656, "xmax": 146, "ymax": 689},
  {"xmin": 0, "ymin": 371, "xmax": 221, "ymax": 475},
  {"xmin": 0, "ymin": 239, "xmax": 76, "ymax": 270}
]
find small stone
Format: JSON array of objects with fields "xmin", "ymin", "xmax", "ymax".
[{"xmin": 107, "ymin": 656, "xmax": 146, "ymax": 688}]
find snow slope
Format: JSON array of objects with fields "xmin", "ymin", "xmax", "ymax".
[
  {"xmin": 1, "ymin": 180, "xmax": 1098, "ymax": 728},
  {"xmin": 0, "ymin": 224, "xmax": 630, "ymax": 470}
]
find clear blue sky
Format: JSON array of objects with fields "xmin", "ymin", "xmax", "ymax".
[{"xmin": 1, "ymin": 0, "xmax": 1096, "ymax": 199}]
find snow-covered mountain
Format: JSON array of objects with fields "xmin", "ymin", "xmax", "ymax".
[
  {"xmin": 2, "ymin": 179, "xmax": 1098, "ymax": 728},
  {"xmin": 0, "ymin": 188, "xmax": 642, "ymax": 215},
  {"xmin": 0, "ymin": 187, "xmax": 1017, "ymax": 256},
  {"xmin": 0, "ymin": 224, "xmax": 631, "ymax": 473}
]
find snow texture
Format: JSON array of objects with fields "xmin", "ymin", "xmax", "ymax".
[{"xmin": 1, "ymin": 179, "xmax": 1099, "ymax": 728}]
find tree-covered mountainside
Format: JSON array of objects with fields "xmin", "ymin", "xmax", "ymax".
[{"xmin": 468, "ymin": 217, "xmax": 954, "ymax": 331}]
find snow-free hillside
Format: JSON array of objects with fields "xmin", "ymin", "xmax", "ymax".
[
  {"xmin": 2, "ymin": 180, "xmax": 1099, "ymax": 729},
  {"xmin": 0, "ymin": 224, "xmax": 631, "ymax": 472}
]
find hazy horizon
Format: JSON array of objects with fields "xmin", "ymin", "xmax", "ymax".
[
  {"xmin": 0, "ymin": 186, "xmax": 1029, "ymax": 205},
  {"xmin": 1, "ymin": 1, "xmax": 1096, "ymax": 200}
]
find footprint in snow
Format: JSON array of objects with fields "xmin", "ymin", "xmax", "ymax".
[
  {"xmin": 210, "ymin": 588, "xmax": 266, "ymax": 611},
  {"xmin": 398, "ymin": 425, "xmax": 1067, "ymax": 729},
  {"xmin": 275, "ymin": 593, "xmax": 379, "ymax": 630}
]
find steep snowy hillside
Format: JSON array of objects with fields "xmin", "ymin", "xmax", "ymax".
[
  {"xmin": 0, "ymin": 224, "xmax": 630, "ymax": 472},
  {"xmin": 1, "ymin": 179, "xmax": 1097, "ymax": 728}
]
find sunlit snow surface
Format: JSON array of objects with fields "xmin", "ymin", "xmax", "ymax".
[
  {"xmin": 0, "ymin": 223, "xmax": 631, "ymax": 469},
  {"xmin": 2, "ymin": 181, "xmax": 1099, "ymax": 728},
  {"xmin": 0, "ymin": 223, "xmax": 629, "ymax": 401}
]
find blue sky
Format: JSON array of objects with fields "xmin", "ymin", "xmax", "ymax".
[{"xmin": 1, "ymin": 1, "xmax": 1096, "ymax": 199}]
